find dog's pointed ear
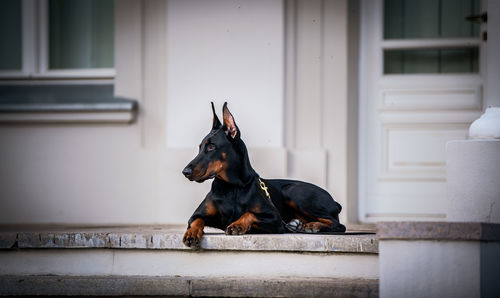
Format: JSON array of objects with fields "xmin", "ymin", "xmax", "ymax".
[
  {"xmin": 222, "ymin": 102, "xmax": 240, "ymax": 139},
  {"xmin": 211, "ymin": 102, "xmax": 222, "ymax": 130}
]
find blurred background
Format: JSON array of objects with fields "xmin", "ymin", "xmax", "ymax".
[{"xmin": 0, "ymin": 0, "xmax": 497, "ymax": 227}]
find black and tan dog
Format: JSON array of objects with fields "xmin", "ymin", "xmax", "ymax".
[{"xmin": 182, "ymin": 102, "xmax": 345, "ymax": 247}]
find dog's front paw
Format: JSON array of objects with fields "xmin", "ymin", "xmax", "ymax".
[
  {"xmin": 225, "ymin": 222, "xmax": 250, "ymax": 235},
  {"xmin": 183, "ymin": 227, "xmax": 203, "ymax": 248}
]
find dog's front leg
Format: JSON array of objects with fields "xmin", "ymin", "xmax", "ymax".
[
  {"xmin": 183, "ymin": 218, "xmax": 205, "ymax": 247},
  {"xmin": 225, "ymin": 212, "xmax": 258, "ymax": 235},
  {"xmin": 183, "ymin": 196, "xmax": 220, "ymax": 248}
]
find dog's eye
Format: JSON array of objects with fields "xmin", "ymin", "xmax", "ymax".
[{"xmin": 207, "ymin": 144, "xmax": 216, "ymax": 151}]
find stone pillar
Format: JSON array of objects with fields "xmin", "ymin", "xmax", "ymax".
[
  {"xmin": 447, "ymin": 139, "xmax": 500, "ymax": 223},
  {"xmin": 379, "ymin": 107, "xmax": 500, "ymax": 298},
  {"xmin": 447, "ymin": 107, "xmax": 500, "ymax": 223},
  {"xmin": 378, "ymin": 222, "xmax": 500, "ymax": 298}
]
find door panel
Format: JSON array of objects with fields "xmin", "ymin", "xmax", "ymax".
[
  {"xmin": 380, "ymin": 87, "xmax": 482, "ymax": 110},
  {"xmin": 359, "ymin": 0, "xmax": 485, "ymax": 222}
]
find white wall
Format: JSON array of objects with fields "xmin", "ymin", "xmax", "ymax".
[
  {"xmin": 380, "ymin": 240, "xmax": 481, "ymax": 298},
  {"xmin": 0, "ymin": 0, "xmax": 287, "ymax": 225},
  {"xmin": 0, "ymin": 0, "xmax": 354, "ymax": 226},
  {"xmin": 165, "ymin": 0, "xmax": 284, "ymax": 148}
]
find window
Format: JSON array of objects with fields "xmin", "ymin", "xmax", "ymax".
[
  {"xmin": 0, "ymin": 0, "xmax": 114, "ymax": 79},
  {"xmin": 0, "ymin": 0, "xmax": 22, "ymax": 71},
  {"xmin": 383, "ymin": 0, "xmax": 481, "ymax": 74}
]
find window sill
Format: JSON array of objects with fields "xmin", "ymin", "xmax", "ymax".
[
  {"xmin": 0, "ymin": 84, "xmax": 138, "ymax": 124},
  {"xmin": 0, "ymin": 98, "xmax": 138, "ymax": 124}
]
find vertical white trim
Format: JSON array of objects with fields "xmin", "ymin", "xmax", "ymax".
[
  {"xmin": 38, "ymin": 0, "xmax": 49, "ymax": 75},
  {"xmin": 485, "ymin": 0, "xmax": 500, "ymax": 107},
  {"xmin": 285, "ymin": 0, "xmax": 353, "ymax": 221},
  {"xmin": 22, "ymin": 0, "xmax": 37, "ymax": 76},
  {"xmin": 321, "ymin": 0, "xmax": 350, "ymax": 223},
  {"xmin": 358, "ymin": 0, "xmax": 385, "ymax": 222},
  {"xmin": 357, "ymin": 0, "xmax": 365, "ymax": 223},
  {"xmin": 319, "ymin": 0, "xmax": 325, "ymax": 149},
  {"xmin": 294, "ymin": 0, "xmax": 323, "ymax": 149},
  {"xmin": 143, "ymin": 0, "xmax": 167, "ymax": 149},
  {"xmin": 358, "ymin": 0, "xmax": 377, "ymax": 222},
  {"xmin": 346, "ymin": 0, "xmax": 361, "ymax": 224},
  {"xmin": 284, "ymin": 0, "xmax": 297, "ymax": 150}
]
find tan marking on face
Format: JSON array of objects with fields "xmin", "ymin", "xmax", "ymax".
[
  {"xmin": 205, "ymin": 160, "xmax": 229, "ymax": 182},
  {"xmin": 205, "ymin": 160, "xmax": 224, "ymax": 174},
  {"xmin": 205, "ymin": 200, "xmax": 218, "ymax": 217},
  {"xmin": 192, "ymin": 164, "xmax": 206, "ymax": 179},
  {"xmin": 221, "ymin": 152, "xmax": 226, "ymax": 159}
]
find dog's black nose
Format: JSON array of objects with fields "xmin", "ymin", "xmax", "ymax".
[{"xmin": 182, "ymin": 166, "xmax": 193, "ymax": 177}]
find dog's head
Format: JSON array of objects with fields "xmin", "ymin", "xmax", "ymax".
[{"xmin": 182, "ymin": 102, "xmax": 241, "ymax": 183}]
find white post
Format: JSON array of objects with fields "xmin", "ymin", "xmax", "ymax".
[
  {"xmin": 447, "ymin": 107, "xmax": 500, "ymax": 223},
  {"xmin": 379, "ymin": 108, "xmax": 500, "ymax": 298}
]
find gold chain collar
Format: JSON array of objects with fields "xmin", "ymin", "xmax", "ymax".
[{"xmin": 258, "ymin": 178, "xmax": 271, "ymax": 199}]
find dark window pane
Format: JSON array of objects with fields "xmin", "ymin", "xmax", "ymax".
[
  {"xmin": 0, "ymin": 0, "xmax": 22, "ymax": 70},
  {"xmin": 440, "ymin": 48, "xmax": 479, "ymax": 73},
  {"xmin": 49, "ymin": 0, "xmax": 114, "ymax": 69},
  {"xmin": 384, "ymin": 48, "xmax": 479, "ymax": 74},
  {"xmin": 384, "ymin": 0, "xmax": 480, "ymax": 39}
]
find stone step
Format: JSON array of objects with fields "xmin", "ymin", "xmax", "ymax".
[
  {"xmin": 0, "ymin": 225, "xmax": 379, "ymax": 297},
  {"xmin": 0, "ymin": 275, "xmax": 379, "ymax": 297},
  {"xmin": 0, "ymin": 225, "xmax": 378, "ymax": 253}
]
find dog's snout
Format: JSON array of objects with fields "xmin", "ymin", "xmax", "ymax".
[{"xmin": 182, "ymin": 166, "xmax": 193, "ymax": 177}]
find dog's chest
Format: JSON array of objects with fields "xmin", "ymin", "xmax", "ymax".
[{"xmin": 211, "ymin": 189, "xmax": 255, "ymax": 220}]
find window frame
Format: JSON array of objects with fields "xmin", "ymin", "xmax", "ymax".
[
  {"xmin": 381, "ymin": 0, "xmax": 485, "ymax": 76},
  {"xmin": 0, "ymin": 0, "xmax": 115, "ymax": 80}
]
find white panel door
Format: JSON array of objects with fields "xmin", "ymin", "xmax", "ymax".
[{"xmin": 359, "ymin": 0, "xmax": 486, "ymax": 221}]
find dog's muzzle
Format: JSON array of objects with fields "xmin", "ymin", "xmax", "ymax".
[{"xmin": 182, "ymin": 165, "xmax": 193, "ymax": 179}]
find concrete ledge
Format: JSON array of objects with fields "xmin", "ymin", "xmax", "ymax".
[
  {"xmin": 0, "ymin": 275, "xmax": 379, "ymax": 297},
  {"xmin": 377, "ymin": 221, "xmax": 500, "ymax": 241},
  {"xmin": 0, "ymin": 225, "xmax": 378, "ymax": 254}
]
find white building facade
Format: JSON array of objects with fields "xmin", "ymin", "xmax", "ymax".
[{"xmin": 0, "ymin": 0, "xmax": 498, "ymax": 230}]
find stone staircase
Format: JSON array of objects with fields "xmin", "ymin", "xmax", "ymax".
[{"xmin": 0, "ymin": 225, "xmax": 378, "ymax": 297}]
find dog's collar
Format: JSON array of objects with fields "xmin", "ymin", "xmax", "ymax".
[{"xmin": 258, "ymin": 177, "xmax": 271, "ymax": 199}]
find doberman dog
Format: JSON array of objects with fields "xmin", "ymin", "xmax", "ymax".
[{"xmin": 182, "ymin": 102, "xmax": 346, "ymax": 247}]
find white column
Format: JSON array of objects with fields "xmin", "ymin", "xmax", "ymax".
[{"xmin": 447, "ymin": 107, "xmax": 500, "ymax": 222}]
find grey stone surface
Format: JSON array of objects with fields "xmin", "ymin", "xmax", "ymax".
[
  {"xmin": 0, "ymin": 275, "xmax": 378, "ymax": 297},
  {"xmin": 0, "ymin": 233, "xmax": 16, "ymax": 249},
  {"xmin": 191, "ymin": 277, "xmax": 379, "ymax": 297},
  {"xmin": 0, "ymin": 225, "xmax": 378, "ymax": 253},
  {"xmin": 377, "ymin": 221, "xmax": 500, "ymax": 241},
  {"xmin": 191, "ymin": 278, "xmax": 378, "ymax": 298},
  {"xmin": 0, "ymin": 275, "xmax": 189, "ymax": 296}
]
